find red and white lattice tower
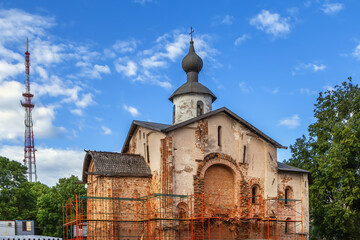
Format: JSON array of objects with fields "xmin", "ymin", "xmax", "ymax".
[{"xmin": 21, "ymin": 38, "xmax": 37, "ymax": 182}]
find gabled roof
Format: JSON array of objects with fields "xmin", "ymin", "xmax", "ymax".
[
  {"xmin": 121, "ymin": 107, "xmax": 287, "ymax": 153},
  {"xmin": 121, "ymin": 120, "xmax": 171, "ymax": 153},
  {"xmin": 82, "ymin": 150, "xmax": 152, "ymax": 183},
  {"xmin": 277, "ymin": 162, "xmax": 310, "ymax": 173}
]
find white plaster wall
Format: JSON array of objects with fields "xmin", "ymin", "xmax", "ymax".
[
  {"xmin": 173, "ymin": 93, "xmax": 212, "ymax": 124},
  {"xmin": 278, "ymin": 171, "xmax": 310, "ymax": 234},
  {"xmin": 170, "ymin": 123, "xmax": 198, "ymax": 195},
  {"xmin": 133, "ymin": 127, "xmax": 165, "ymax": 173}
]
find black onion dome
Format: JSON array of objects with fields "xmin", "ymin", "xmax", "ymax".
[
  {"xmin": 169, "ymin": 39, "xmax": 217, "ymax": 103},
  {"xmin": 181, "ymin": 40, "xmax": 203, "ymax": 74}
]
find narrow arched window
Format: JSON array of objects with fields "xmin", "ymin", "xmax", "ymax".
[
  {"xmin": 285, "ymin": 186, "xmax": 293, "ymax": 205},
  {"xmin": 218, "ymin": 126, "xmax": 222, "ymax": 146},
  {"xmin": 139, "ymin": 130, "xmax": 141, "ymax": 139},
  {"xmin": 285, "ymin": 218, "xmax": 291, "ymax": 233},
  {"xmin": 173, "ymin": 105, "xmax": 176, "ymax": 124},
  {"xmin": 251, "ymin": 185, "xmax": 259, "ymax": 204},
  {"xmin": 197, "ymin": 101, "xmax": 204, "ymax": 116},
  {"xmin": 146, "ymin": 145, "xmax": 150, "ymax": 163},
  {"xmin": 243, "ymin": 145, "xmax": 247, "ymax": 163}
]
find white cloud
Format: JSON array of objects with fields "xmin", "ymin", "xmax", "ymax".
[
  {"xmin": 33, "ymin": 105, "xmax": 66, "ymax": 138},
  {"xmin": 322, "ymin": 3, "xmax": 344, "ymax": 14},
  {"xmin": 212, "ymin": 15, "xmax": 235, "ymax": 26},
  {"xmin": 101, "ymin": 126, "xmax": 112, "ymax": 135},
  {"xmin": 279, "ymin": 115, "xmax": 300, "ymax": 129},
  {"xmin": 0, "ymin": 60, "xmax": 23, "ymax": 80},
  {"xmin": 32, "ymin": 40, "xmax": 65, "ymax": 66},
  {"xmin": 113, "ymin": 40, "xmax": 138, "ymax": 53},
  {"xmin": 313, "ymin": 64, "xmax": 326, "ymax": 71},
  {"xmin": 132, "ymin": 0, "xmax": 153, "ymax": 5},
  {"xmin": 112, "ymin": 30, "xmax": 218, "ymax": 90},
  {"xmin": 86, "ymin": 64, "xmax": 111, "ymax": 79},
  {"xmin": 222, "ymin": 15, "xmax": 235, "ymax": 25},
  {"xmin": 352, "ymin": 44, "xmax": 360, "ymax": 60},
  {"xmin": 123, "ymin": 105, "xmax": 140, "ymax": 117},
  {"xmin": 239, "ymin": 82, "xmax": 253, "ymax": 93},
  {"xmin": 268, "ymin": 88, "xmax": 279, "ymax": 94},
  {"xmin": 75, "ymin": 93, "xmax": 95, "ymax": 108},
  {"xmin": 0, "ymin": 145, "xmax": 84, "ymax": 186},
  {"xmin": 115, "ymin": 59, "xmax": 138, "ymax": 76},
  {"xmin": 141, "ymin": 56, "xmax": 167, "ymax": 69},
  {"xmin": 0, "ymin": 9, "xmax": 54, "ymax": 42},
  {"xmin": 250, "ymin": 10, "xmax": 291, "ymax": 37},
  {"xmin": 293, "ymin": 62, "xmax": 327, "ymax": 75},
  {"xmin": 300, "ymin": 88, "xmax": 317, "ymax": 95},
  {"xmin": 0, "ymin": 80, "xmax": 64, "ymax": 141},
  {"xmin": 234, "ymin": 34, "xmax": 251, "ymax": 46},
  {"xmin": 70, "ymin": 109, "xmax": 83, "ymax": 116},
  {"xmin": 323, "ymin": 85, "xmax": 335, "ymax": 91}
]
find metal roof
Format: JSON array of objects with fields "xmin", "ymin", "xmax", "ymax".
[
  {"xmin": 121, "ymin": 107, "xmax": 287, "ymax": 153},
  {"xmin": 82, "ymin": 151, "xmax": 152, "ymax": 183},
  {"xmin": 169, "ymin": 82, "xmax": 217, "ymax": 102},
  {"xmin": 133, "ymin": 120, "xmax": 170, "ymax": 132},
  {"xmin": 277, "ymin": 162, "xmax": 310, "ymax": 173}
]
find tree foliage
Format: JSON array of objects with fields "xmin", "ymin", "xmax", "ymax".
[
  {"xmin": 37, "ymin": 175, "xmax": 86, "ymax": 237},
  {"xmin": 0, "ymin": 156, "xmax": 36, "ymax": 220},
  {"xmin": 0, "ymin": 156, "xmax": 85, "ymax": 237},
  {"xmin": 285, "ymin": 78, "xmax": 360, "ymax": 239}
]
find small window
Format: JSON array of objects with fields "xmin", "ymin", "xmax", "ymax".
[
  {"xmin": 144, "ymin": 143, "xmax": 146, "ymax": 159},
  {"xmin": 139, "ymin": 130, "xmax": 141, "ymax": 139},
  {"xmin": 146, "ymin": 145, "xmax": 150, "ymax": 163},
  {"xmin": 26, "ymin": 221, "xmax": 31, "ymax": 231},
  {"xmin": 285, "ymin": 187, "xmax": 293, "ymax": 205},
  {"xmin": 22, "ymin": 222, "xmax": 26, "ymax": 231},
  {"xmin": 251, "ymin": 185, "xmax": 259, "ymax": 204},
  {"xmin": 285, "ymin": 218, "xmax": 291, "ymax": 233},
  {"xmin": 173, "ymin": 105, "xmax": 176, "ymax": 124},
  {"xmin": 218, "ymin": 126, "xmax": 222, "ymax": 146},
  {"xmin": 143, "ymin": 132, "xmax": 145, "ymax": 139},
  {"xmin": 243, "ymin": 146, "xmax": 247, "ymax": 163},
  {"xmin": 197, "ymin": 101, "xmax": 204, "ymax": 116}
]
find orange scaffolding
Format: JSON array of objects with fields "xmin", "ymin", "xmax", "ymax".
[{"xmin": 63, "ymin": 193, "xmax": 305, "ymax": 240}]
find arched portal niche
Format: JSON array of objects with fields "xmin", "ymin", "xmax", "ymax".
[{"xmin": 204, "ymin": 164, "xmax": 235, "ymax": 211}]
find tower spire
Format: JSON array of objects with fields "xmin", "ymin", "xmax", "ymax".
[
  {"xmin": 21, "ymin": 38, "xmax": 37, "ymax": 182},
  {"xmin": 169, "ymin": 28, "xmax": 217, "ymax": 124}
]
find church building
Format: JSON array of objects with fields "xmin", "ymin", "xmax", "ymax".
[{"xmin": 73, "ymin": 34, "xmax": 310, "ymax": 240}]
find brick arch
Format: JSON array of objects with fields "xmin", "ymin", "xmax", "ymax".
[
  {"xmin": 197, "ymin": 153, "xmax": 242, "ymax": 180},
  {"xmin": 193, "ymin": 153, "xmax": 242, "ymax": 217}
]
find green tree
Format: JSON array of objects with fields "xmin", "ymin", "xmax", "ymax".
[
  {"xmin": 37, "ymin": 175, "xmax": 86, "ymax": 237},
  {"xmin": 285, "ymin": 78, "xmax": 360, "ymax": 239},
  {"xmin": 0, "ymin": 156, "xmax": 35, "ymax": 220}
]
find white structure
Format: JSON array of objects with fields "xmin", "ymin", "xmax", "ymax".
[{"xmin": 0, "ymin": 221, "xmax": 15, "ymax": 236}]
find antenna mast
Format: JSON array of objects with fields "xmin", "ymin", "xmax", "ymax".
[{"xmin": 21, "ymin": 38, "xmax": 37, "ymax": 182}]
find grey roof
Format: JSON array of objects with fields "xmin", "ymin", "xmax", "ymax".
[
  {"xmin": 277, "ymin": 162, "xmax": 310, "ymax": 173},
  {"xmin": 169, "ymin": 82, "xmax": 217, "ymax": 102},
  {"xmin": 82, "ymin": 151, "xmax": 152, "ymax": 183},
  {"xmin": 122, "ymin": 107, "xmax": 287, "ymax": 153},
  {"xmin": 133, "ymin": 120, "xmax": 170, "ymax": 132}
]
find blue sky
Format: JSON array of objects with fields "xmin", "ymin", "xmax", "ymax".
[{"xmin": 1, "ymin": 0, "xmax": 359, "ymax": 186}]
